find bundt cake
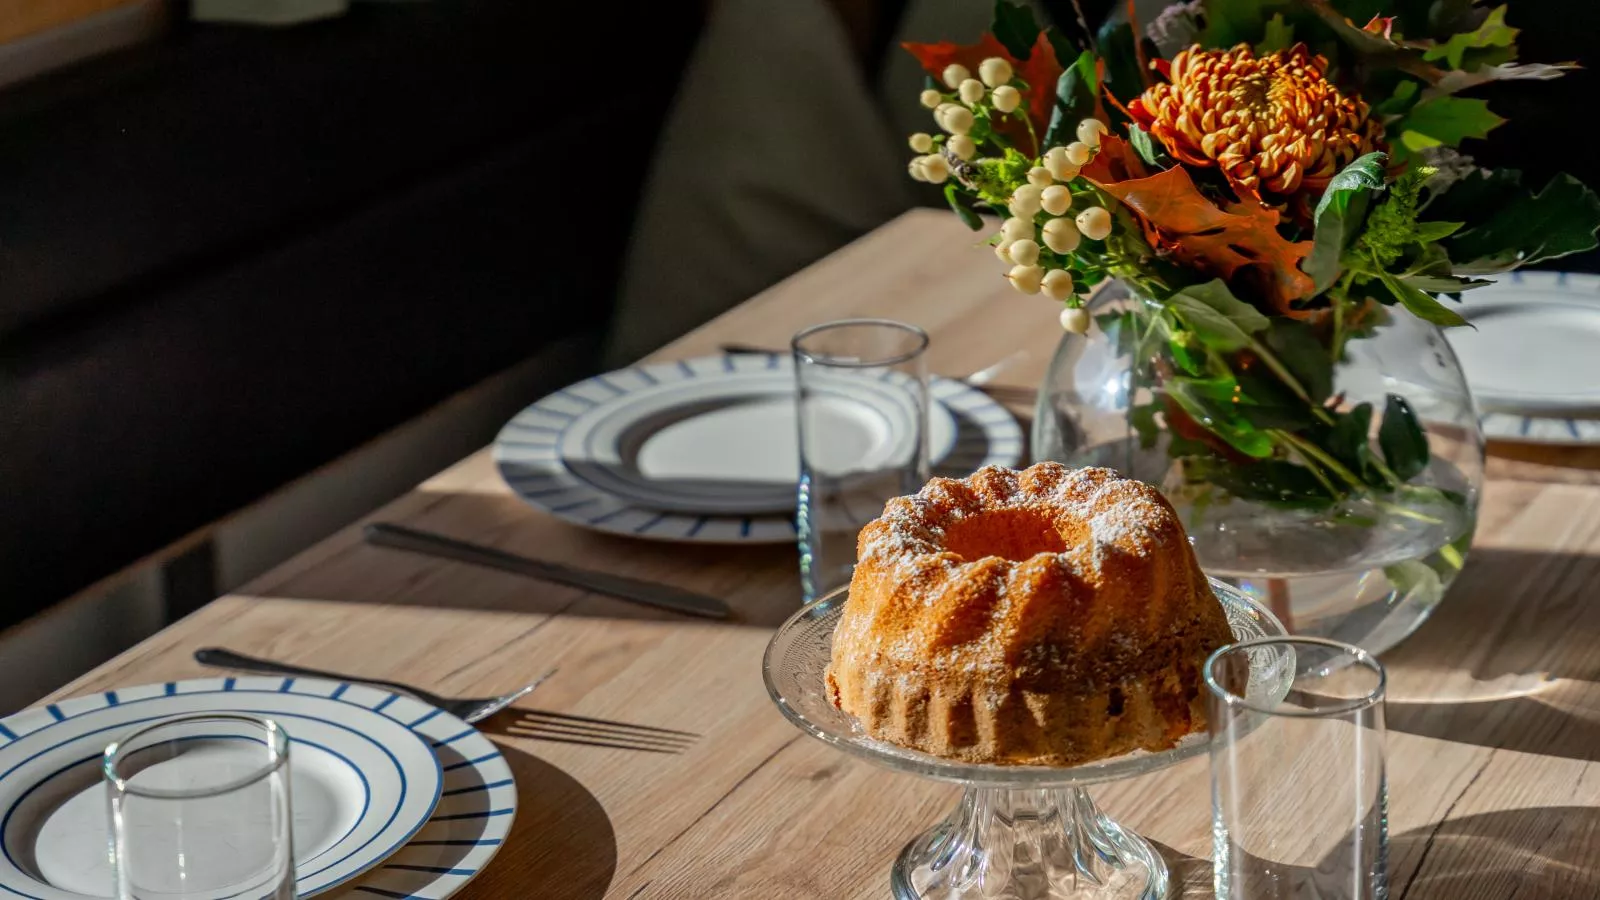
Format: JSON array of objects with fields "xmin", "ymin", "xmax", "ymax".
[{"xmin": 825, "ymin": 462, "xmax": 1234, "ymax": 766}]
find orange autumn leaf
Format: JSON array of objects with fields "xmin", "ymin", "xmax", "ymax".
[
  {"xmin": 903, "ymin": 33, "xmax": 1063, "ymax": 151},
  {"xmin": 1091, "ymin": 166, "xmax": 1316, "ymax": 315},
  {"xmin": 1079, "ymin": 134, "xmax": 1149, "ymax": 184}
]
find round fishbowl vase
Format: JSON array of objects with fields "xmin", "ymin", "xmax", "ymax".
[{"xmin": 1032, "ymin": 280, "xmax": 1483, "ymax": 654}]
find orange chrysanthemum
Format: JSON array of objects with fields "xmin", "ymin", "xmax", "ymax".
[{"xmin": 1128, "ymin": 43, "xmax": 1385, "ymax": 200}]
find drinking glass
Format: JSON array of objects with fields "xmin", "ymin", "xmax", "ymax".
[
  {"xmin": 1206, "ymin": 637, "xmax": 1389, "ymax": 899},
  {"xmin": 793, "ymin": 319, "xmax": 930, "ymax": 601},
  {"xmin": 106, "ymin": 714, "xmax": 295, "ymax": 900}
]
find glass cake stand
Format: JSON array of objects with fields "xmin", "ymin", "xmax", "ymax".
[{"xmin": 762, "ymin": 578, "xmax": 1289, "ymax": 899}]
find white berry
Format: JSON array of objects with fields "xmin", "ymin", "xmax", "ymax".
[
  {"xmin": 909, "ymin": 132, "xmax": 934, "ymax": 153},
  {"xmin": 1007, "ymin": 238, "xmax": 1040, "ymax": 266},
  {"xmin": 1076, "ymin": 118, "xmax": 1108, "ymax": 147},
  {"xmin": 1027, "ymin": 166, "xmax": 1053, "ymax": 187},
  {"xmin": 993, "ymin": 242, "xmax": 1013, "ymax": 263},
  {"xmin": 1066, "ymin": 141, "xmax": 1093, "ymax": 166},
  {"xmin": 1060, "ymin": 306, "xmax": 1091, "ymax": 333},
  {"xmin": 1006, "ymin": 264, "xmax": 1044, "ymax": 295},
  {"xmin": 1076, "ymin": 206, "xmax": 1112, "ymax": 240},
  {"xmin": 921, "ymin": 155, "xmax": 951, "ymax": 184},
  {"xmin": 920, "ymin": 89, "xmax": 943, "ymax": 109},
  {"xmin": 979, "ymin": 57, "xmax": 1014, "ymax": 88},
  {"xmin": 958, "ymin": 78, "xmax": 985, "ymax": 105},
  {"xmin": 940, "ymin": 106, "xmax": 975, "ymax": 135},
  {"xmin": 1009, "ymin": 183, "xmax": 1044, "ymax": 218},
  {"xmin": 1042, "ymin": 216, "xmax": 1082, "ymax": 253},
  {"xmin": 948, "ymin": 134, "xmax": 976, "ymax": 161},
  {"xmin": 991, "ymin": 85, "xmax": 1021, "ymax": 113},
  {"xmin": 1000, "ymin": 216, "xmax": 1033, "ymax": 244},
  {"xmin": 1044, "ymin": 146, "xmax": 1080, "ymax": 181},
  {"xmin": 908, "ymin": 159, "xmax": 928, "ymax": 182},
  {"xmin": 942, "ymin": 64, "xmax": 970, "ymax": 89},
  {"xmin": 1043, "ymin": 269, "xmax": 1075, "ymax": 301},
  {"xmin": 1040, "ymin": 184, "xmax": 1072, "ymax": 216}
]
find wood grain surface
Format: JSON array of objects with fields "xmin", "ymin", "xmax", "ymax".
[{"xmin": 39, "ymin": 211, "xmax": 1600, "ymax": 898}]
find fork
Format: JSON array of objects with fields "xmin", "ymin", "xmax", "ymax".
[{"xmin": 194, "ymin": 647, "xmax": 555, "ymax": 724}]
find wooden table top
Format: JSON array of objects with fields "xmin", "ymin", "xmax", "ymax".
[{"xmin": 43, "ymin": 210, "xmax": 1600, "ymax": 898}]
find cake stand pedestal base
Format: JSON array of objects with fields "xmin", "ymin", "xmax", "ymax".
[{"xmin": 890, "ymin": 786, "xmax": 1167, "ymax": 900}]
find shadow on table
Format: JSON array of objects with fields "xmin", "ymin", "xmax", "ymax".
[
  {"xmin": 1381, "ymin": 547, "xmax": 1600, "ymax": 763},
  {"xmin": 481, "ymin": 706, "xmax": 699, "ymax": 755},
  {"xmin": 260, "ymin": 487, "xmax": 809, "ymax": 629},
  {"xmin": 1390, "ymin": 806, "xmax": 1600, "ymax": 898},
  {"xmin": 1152, "ymin": 808, "xmax": 1600, "ymax": 898},
  {"xmin": 489, "ymin": 743, "xmax": 618, "ymax": 899},
  {"xmin": 1152, "ymin": 840, "xmax": 1212, "ymax": 896}
]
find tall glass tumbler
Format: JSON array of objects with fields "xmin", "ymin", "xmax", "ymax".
[
  {"xmin": 106, "ymin": 714, "xmax": 295, "ymax": 900},
  {"xmin": 793, "ymin": 319, "xmax": 930, "ymax": 601},
  {"xmin": 1207, "ymin": 638, "xmax": 1389, "ymax": 899}
]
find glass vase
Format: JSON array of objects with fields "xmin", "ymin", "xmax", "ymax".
[{"xmin": 1033, "ymin": 280, "xmax": 1483, "ymax": 654}]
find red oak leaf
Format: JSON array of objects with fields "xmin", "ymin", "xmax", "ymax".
[
  {"xmin": 903, "ymin": 33, "xmax": 1063, "ymax": 152},
  {"xmin": 1079, "ymin": 134, "xmax": 1149, "ymax": 184},
  {"xmin": 1091, "ymin": 166, "xmax": 1316, "ymax": 315}
]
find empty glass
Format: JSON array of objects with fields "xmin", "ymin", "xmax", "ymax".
[
  {"xmin": 1206, "ymin": 637, "xmax": 1389, "ymax": 899},
  {"xmin": 106, "ymin": 714, "xmax": 295, "ymax": 900},
  {"xmin": 793, "ymin": 319, "xmax": 930, "ymax": 601}
]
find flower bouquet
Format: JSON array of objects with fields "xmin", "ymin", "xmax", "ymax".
[{"xmin": 903, "ymin": 0, "xmax": 1600, "ymax": 644}]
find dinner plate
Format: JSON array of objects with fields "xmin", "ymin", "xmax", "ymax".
[
  {"xmin": 0, "ymin": 678, "xmax": 507, "ymax": 900},
  {"xmin": 329, "ymin": 688, "xmax": 514, "ymax": 900},
  {"xmin": 1448, "ymin": 270, "xmax": 1600, "ymax": 418},
  {"xmin": 494, "ymin": 353, "xmax": 1025, "ymax": 543}
]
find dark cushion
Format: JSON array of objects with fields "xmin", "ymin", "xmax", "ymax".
[{"xmin": 0, "ymin": 0, "xmax": 700, "ymax": 616}]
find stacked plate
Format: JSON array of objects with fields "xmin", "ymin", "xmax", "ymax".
[
  {"xmin": 1448, "ymin": 271, "xmax": 1600, "ymax": 443},
  {"xmin": 0, "ymin": 678, "xmax": 514, "ymax": 899},
  {"xmin": 493, "ymin": 353, "xmax": 1025, "ymax": 542}
]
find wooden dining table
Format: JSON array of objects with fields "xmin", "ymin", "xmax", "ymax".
[{"xmin": 40, "ymin": 210, "xmax": 1600, "ymax": 898}]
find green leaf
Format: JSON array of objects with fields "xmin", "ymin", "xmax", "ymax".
[
  {"xmin": 1185, "ymin": 456, "xmax": 1334, "ymax": 508},
  {"xmin": 1385, "ymin": 560, "xmax": 1445, "ymax": 607},
  {"xmin": 1168, "ymin": 280, "xmax": 1271, "ymax": 352},
  {"xmin": 1129, "ymin": 402, "xmax": 1161, "ymax": 449},
  {"xmin": 1095, "ymin": 311, "xmax": 1137, "ymax": 357},
  {"xmin": 1424, "ymin": 167, "xmax": 1521, "ymax": 221},
  {"xmin": 1307, "ymin": 152, "xmax": 1389, "ymax": 292},
  {"xmin": 1094, "ymin": 18, "xmax": 1144, "ymax": 122},
  {"xmin": 1398, "ymin": 96, "xmax": 1505, "ymax": 151},
  {"xmin": 1127, "ymin": 123, "xmax": 1168, "ymax": 167},
  {"xmin": 1376, "ymin": 271, "xmax": 1469, "ymax": 326},
  {"xmin": 1169, "ymin": 335, "xmax": 1205, "ymax": 375},
  {"xmin": 1262, "ymin": 319, "xmax": 1335, "ymax": 403},
  {"xmin": 1379, "ymin": 393, "xmax": 1430, "ymax": 481},
  {"xmin": 1198, "ymin": 0, "xmax": 1275, "ymax": 47},
  {"xmin": 1421, "ymin": 4, "xmax": 1516, "ymax": 70},
  {"xmin": 1235, "ymin": 402, "xmax": 1318, "ymax": 431},
  {"xmin": 991, "ymin": 0, "xmax": 1041, "ymax": 60},
  {"xmin": 1043, "ymin": 49, "xmax": 1099, "ymax": 148},
  {"xmin": 1401, "ymin": 273, "xmax": 1491, "ymax": 292},
  {"xmin": 1327, "ymin": 403, "xmax": 1378, "ymax": 483},
  {"xmin": 1372, "ymin": 80, "xmax": 1420, "ymax": 117},
  {"xmin": 943, "ymin": 184, "xmax": 983, "ymax": 231},
  {"xmin": 1412, "ymin": 220, "xmax": 1464, "ymax": 242},
  {"xmin": 1165, "ymin": 376, "xmax": 1275, "ymax": 458},
  {"xmin": 1446, "ymin": 173, "xmax": 1600, "ymax": 273},
  {"xmin": 1256, "ymin": 12, "xmax": 1295, "ymax": 52}
]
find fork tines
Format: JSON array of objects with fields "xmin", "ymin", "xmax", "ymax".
[{"xmin": 507, "ymin": 710, "xmax": 698, "ymax": 754}]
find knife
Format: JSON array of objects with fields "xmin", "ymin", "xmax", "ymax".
[{"xmin": 363, "ymin": 522, "xmax": 733, "ymax": 620}]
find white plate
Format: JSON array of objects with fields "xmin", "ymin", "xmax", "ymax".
[
  {"xmin": 494, "ymin": 354, "xmax": 1025, "ymax": 543},
  {"xmin": 0, "ymin": 678, "xmax": 507, "ymax": 900},
  {"xmin": 1449, "ymin": 270, "xmax": 1600, "ymax": 416},
  {"xmin": 327, "ymin": 689, "xmax": 514, "ymax": 900}
]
